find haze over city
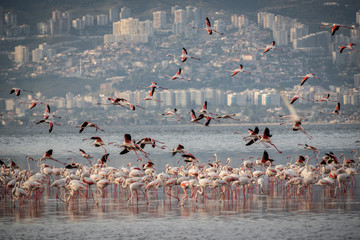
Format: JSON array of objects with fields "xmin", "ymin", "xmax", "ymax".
[{"xmin": 0, "ymin": 0, "xmax": 359, "ymax": 127}]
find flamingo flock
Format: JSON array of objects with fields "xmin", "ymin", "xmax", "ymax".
[
  {"xmin": 1, "ymin": 13, "xmax": 359, "ymax": 211},
  {"xmin": 1, "ymin": 147, "xmax": 359, "ymax": 207}
]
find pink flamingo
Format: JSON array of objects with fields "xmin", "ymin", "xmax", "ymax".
[
  {"xmin": 320, "ymin": 23, "xmax": 354, "ymax": 35},
  {"xmin": 172, "ymin": 144, "xmax": 185, "ymax": 156},
  {"xmin": 167, "ymin": 47, "xmax": 200, "ymax": 62},
  {"xmin": 35, "ymin": 119, "xmax": 60, "ymax": 133},
  {"xmin": 257, "ymin": 127, "xmax": 282, "ymax": 154},
  {"xmin": 83, "ymin": 136, "xmax": 107, "ymax": 153},
  {"xmin": 78, "ymin": 121, "xmax": 104, "ymax": 133},
  {"xmin": 260, "ymin": 41, "xmax": 282, "ymax": 53},
  {"xmin": 339, "ymin": 43, "xmax": 357, "ymax": 53},
  {"xmin": 144, "ymin": 87, "xmax": 163, "ymax": 102},
  {"xmin": 43, "ymin": 104, "xmax": 61, "ymax": 120},
  {"xmin": 297, "ymin": 73, "xmax": 320, "ymax": 86},
  {"xmin": 9, "ymin": 87, "xmax": 33, "ymax": 96},
  {"xmin": 315, "ymin": 94, "xmax": 336, "ymax": 103},
  {"xmin": 226, "ymin": 64, "xmax": 251, "ymax": 76},
  {"xmin": 192, "ymin": 17, "xmax": 224, "ymax": 35},
  {"xmin": 138, "ymin": 81, "xmax": 168, "ymax": 90},
  {"xmin": 163, "ymin": 68, "xmax": 190, "ymax": 81}
]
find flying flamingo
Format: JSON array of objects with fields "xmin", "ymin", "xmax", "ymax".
[
  {"xmin": 39, "ymin": 149, "xmax": 66, "ymax": 166},
  {"xmin": 239, "ymin": 126, "xmax": 260, "ymax": 146},
  {"xmin": 163, "ymin": 68, "xmax": 190, "ymax": 81},
  {"xmin": 67, "ymin": 149, "xmax": 94, "ymax": 165},
  {"xmin": 257, "ymin": 127, "xmax": 282, "ymax": 154},
  {"xmin": 99, "ymin": 97, "xmax": 144, "ymax": 110},
  {"xmin": 158, "ymin": 108, "xmax": 182, "ymax": 120},
  {"xmin": 43, "ymin": 104, "xmax": 61, "ymax": 120},
  {"xmin": 78, "ymin": 121, "xmax": 104, "ymax": 133},
  {"xmin": 172, "ymin": 144, "xmax": 185, "ymax": 156},
  {"xmin": 319, "ymin": 23, "xmax": 354, "ymax": 35},
  {"xmin": 83, "ymin": 136, "xmax": 107, "ymax": 153},
  {"xmin": 8, "ymin": 87, "xmax": 33, "ymax": 96},
  {"xmin": 113, "ymin": 134, "xmax": 151, "ymax": 162},
  {"xmin": 289, "ymin": 94, "xmax": 313, "ymax": 104},
  {"xmin": 339, "ymin": 43, "xmax": 358, "ymax": 53},
  {"xmin": 144, "ymin": 87, "xmax": 163, "ymax": 102},
  {"xmin": 138, "ymin": 82, "xmax": 168, "ymax": 90},
  {"xmin": 20, "ymin": 98, "xmax": 49, "ymax": 110},
  {"xmin": 226, "ymin": 64, "xmax": 251, "ymax": 76},
  {"xmin": 35, "ymin": 119, "xmax": 61, "ymax": 133},
  {"xmin": 137, "ymin": 137, "xmax": 166, "ymax": 149},
  {"xmin": 315, "ymin": 94, "xmax": 336, "ymax": 103},
  {"xmin": 321, "ymin": 102, "xmax": 349, "ymax": 116},
  {"xmin": 260, "ymin": 41, "xmax": 282, "ymax": 53},
  {"xmin": 280, "ymin": 91, "xmax": 312, "ymax": 140},
  {"xmin": 297, "ymin": 73, "xmax": 320, "ymax": 86},
  {"xmin": 215, "ymin": 114, "xmax": 241, "ymax": 121},
  {"xmin": 167, "ymin": 47, "xmax": 201, "ymax": 62},
  {"xmin": 192, "ymin": 17, "xmax": 224, "ymax": 35}
]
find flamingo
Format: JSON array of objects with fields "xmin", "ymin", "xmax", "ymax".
[
  {"xmin": 83, "ymin": 136, "xmax": 107, "ymax": 153},
  {"xmin": 78, "ymin": 121, "xmax": 104, "ymax": 133},
  {"xmin": 137, "ymin": 137, "xmax": 166, "ymax": 149},
  {"xmin": 115, "ymin": 134, "xmax": 150, "ymax": 162},
  {"xmin": 9, "ymin": 87, "xmax": 33, "ymax": 96},
  {"xmin": 260, "ymin": 41, "xmax": 282, "ymax": 53},
  {"xmin": 99, "ymin": 97, "xmax": 144, "ymax": 110},
  {"xmin": 172, "ymin": 144, "xmax": 185, "ymax": 156},
  {"xmin": 215, "ymin": 114, "xmax": 241, "ymax": 121},
  {"xmin": 339, "ymin": 43, "xmax": 358, "ymax": 53},
  {"xmin": 319, "ymin": 23, "xmax": 354, "ymax": 35},
  {"xmin": 239, "ymin": 126, "xmax": 260, "ymax": 145},
  {"xmin": 322, "ymin": 102, "xmax": 349, "ymax": 116},
  {"xmin": 138, "ymin": 81, "xmax": 168, "ymax": 90},
  {"xmin": 298, "ymin": 144, "xmax": 320, "ymax": 160},
  {"xmin": 167, "ymin": 47, "xmax": 200, "ymax": 62},
  {"xmin": 163, "ymin": 68, "xmax": 190, "ymax": 81},
  {"xmin": 39, "ymin": 149, "xmax": 66, "ymax": 166},
  {"xmin": 289, "ymin": 94, "xmax": 313, "ymax": 104},
  {"xmin": 315, "ymin": 94, "xmax": 336, "ymax": 103},
  {"xmin": 35, "ymin": 119, "xmax": 61, "ymax": 133},
  {"xmin": 297, "ymin": 73, "xmax": 320, "ymax": 86},
  {"xmin": 226, "ymin": 64, "xmax": 251, "ymax": 76},
  {"xmin": 158, "ymin": 108, "xmax": 182, "ymax": 120},
  {"xmin": 144, "ymin": 87, "xmax": 163, "ymax": 102},
  {"xmin": 127, "ymin": 182, "xmax": 147, "ymax": 205},
  {"xmin": 180, "ymin": 153, "xmax": 198, "ymax": 164},
  {"xmin": 43, "ymin": 104, "xmax": 61, "ymax": 120},
  {"xmin": 257, "ymin": 127, "xmax": 282, "ymax": 154},
  {"xmin": 280, "ymin": 91, "xmax": 312, "ymax": 140},
  {"xmin": 192, "ymin": 17, "xmax": 224, "ymax": 35},
  {"xmin": 20, "ymin": 98, "xmax": 49, "ymax": 109}
]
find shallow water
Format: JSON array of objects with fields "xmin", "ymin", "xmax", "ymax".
[{"xmin": 0, "ymin": 124, "xmax": 360, "ymax": 239}]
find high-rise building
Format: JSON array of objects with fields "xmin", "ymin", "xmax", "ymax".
[
  {"xmin": 356, "ymin": 10, "xmax": 360, "ymax": 25},
  {"xmin": 50, "ymin": 10, "xmax": 71, "ymax": 35},
  {"xmin": 83, "ymin": 15, "xmax": 95, "ymax": 26},
  {"xmin": 109, "ymin": 8, "xmax": 119, "ymax": 22},
  {"xmin": 174, "ymin": 9, "xmax": 186, "ymax": 24},
  {"xmin": 120, "ymin": 7, "xmax": 130, "ymax": 19},
  {"xmin": 72, "ymin": 18, "xmax": 85, "ymax": 30},
  {"xmin": 153, "ymin": 11, "xmax": 167, "ymax": 29},
  {"xmin": 32, "ymin": 48, "xmax": 43, "ymax": 63},
  {"xmin": 97, "ymin": 14, "xmax": 108, "ymax": 25},
  {"xmin": 290, "ymin": 23, "xmax": 309, "ymax": 42},
  {"xmin": 354, "ymin": 73, "xmax": 360, "ymax": 88},
  {"xmin": 37, "ymin": 22, "xmax": 49, "ymax": 35},
  {"xmin": 15, "ymin": 45, "xmax": 29, "ymax": 63},
  {"xmin": 0, "ymin": 6, "xmax": 4, "ymax": 36},
  {"xmin": 5, "ymin": 11, "xmax": 17, "ymax": 26},
  {"xmin": 273, "ymin": 30, "xmax": 288, "ymax": 46}
]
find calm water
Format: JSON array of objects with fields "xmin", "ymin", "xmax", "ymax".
[{"xmin": 1, "ymin": 124, "xmax": 360, "ymax": 239}]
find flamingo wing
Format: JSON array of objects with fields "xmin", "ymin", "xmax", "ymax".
[
  {"xmin": 300, "ymin": 76, "xmax": 309, "ymax": 86},
  {"xmin": 206, "ymin": 17, "xmax": 211, "ymax": 27},
  {"xmin": 290, "ymin": 96, "xmax": 299, "ymax": 104},
  {"xmin": 182, "ymin": 47, "xmax": 187, "ymax": 55}
]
